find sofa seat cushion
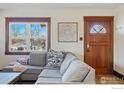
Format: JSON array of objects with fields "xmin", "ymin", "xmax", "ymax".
[
  {"xmin": 39, "ymin": 69, "xmax": 62, "ymax": 78},
  {"xmin": 35, "ymin": 77, "xmax": 62, "ymax": 84},
  {"xmin": 24, "ymin": 65, "xmax": 43, "ymax": 74},
  {"xmin": 43, "ymin": 65, "xmax": 60, "ymax": 70},
  {"xmin": 62, "ymin": 59, "xmax": 90, "ymax": 82},
  {"xmin": 60, "ymin": 53, "xmax": 77, "ymax": 75}
]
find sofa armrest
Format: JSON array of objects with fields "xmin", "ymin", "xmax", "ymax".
[{"xmin": 83, "ymin": 67, "xmax": 95, "ymax": 84}]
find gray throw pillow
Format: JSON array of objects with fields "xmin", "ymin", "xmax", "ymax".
[
  {"xmin": 46, "ymin": 49, "xmax": 65, "ymax": 67},
  {"xmin": 29, "ymin": 51, "xmax": 47, "ymax": 66},
  {"xmin": 62, "ymin": 59, "xmax": 90, "ymax": 82},
  {"xmin": 60, "ymin": 53, "xmax": 77, "ymax": 75}
]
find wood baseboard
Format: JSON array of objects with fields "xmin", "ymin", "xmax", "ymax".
[{"xmin": 113, "ymin": 70, "xmax": 124, "ymax": 79}]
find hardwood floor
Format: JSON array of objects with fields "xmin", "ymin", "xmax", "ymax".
[
  {"xmin": 13, "ymin": 74, "xmax": 124, "ymax": 84},
  {"xmin": 96, "ymin": 74, "xmax": 124, "ymax": 84}
]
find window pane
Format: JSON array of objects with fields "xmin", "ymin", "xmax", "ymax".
[
  {"xmin": 30, "ymin": 23, "xmax": 47, "ymax": 51},
  {"xmin": 31, "ymin": 24, "xmax": 47, "ymax": 37},
  {"xmin": 90, "ymin": 25, "xmax": 106, "ymax": 34},
  {"xmin": 10, "ymin": 38, "xmax": 27, "ymax": 52},
  {"xmin": 11, "ymin": 24, "xmax": 27, "ymax": 37},
  {"xmin": 10, "ymin": 23, "xmax": 28, "ymax": 52}
]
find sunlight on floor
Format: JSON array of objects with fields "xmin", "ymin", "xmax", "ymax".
[{"xmin": 96, "ymin": 74, "xmax": 124, "ymax": 84}]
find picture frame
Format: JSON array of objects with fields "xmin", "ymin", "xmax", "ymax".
[{"xmin": 58, "ymin": 22, "xmax": 78, "ymax": 42}]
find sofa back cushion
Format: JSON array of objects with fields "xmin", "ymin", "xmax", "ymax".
[
  {"xmin": 62, "ymin": 59, "xmax": 90, "ymax": 82},
  {"xmin": 29, "ymin": 51, "xmax": 47, "ymax": 66},
  {"xmin": 60, "ymin": 53, "xmax": 77, "ymax": 75}
]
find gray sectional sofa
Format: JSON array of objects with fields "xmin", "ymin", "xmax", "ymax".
[{"xmin": 3, "ymin": 51, "xmax": 95, "ymax": 84}]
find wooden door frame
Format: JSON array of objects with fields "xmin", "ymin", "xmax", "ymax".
[{"xmin": 84, "ymin": 16, "xmax": 114, "ymax": 73}]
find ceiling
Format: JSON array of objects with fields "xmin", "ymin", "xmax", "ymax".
[{"xmin": 0, "ymin": 3, "xmax": 122, "ymax": 10}]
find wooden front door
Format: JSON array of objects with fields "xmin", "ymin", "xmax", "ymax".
[{"xmin": 84, "ymin": 16, "xmax": 113, "ymax": 74}]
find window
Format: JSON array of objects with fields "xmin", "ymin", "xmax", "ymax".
[
  {"xmin": 5, "ymin": 18, "xmax": 51, "ymax": 55},
  {"xmin": 90, "ymin": 24, "xmax": 106, "ymax": 34}
]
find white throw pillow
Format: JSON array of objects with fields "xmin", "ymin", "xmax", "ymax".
[
  {"xmin": 60, "ymin": 53, "xmax": 77, "ymax": 75},
  {"xmin": 62, "ymin": 60, "xmax": 90, "ymax": 82}
]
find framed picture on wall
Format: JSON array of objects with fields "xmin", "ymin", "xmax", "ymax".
[{"xmin": 58, "ymin": 22, "xmax": 78, "ymax": 42}]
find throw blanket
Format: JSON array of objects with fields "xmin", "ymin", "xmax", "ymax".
[{"xmin": 13, "ymin": 62, "xmax": 27, "ymax": 72}]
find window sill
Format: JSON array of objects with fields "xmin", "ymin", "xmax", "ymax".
[{"xmin": 5, "ymin": 52, "xmax": 30, "ymax": 55}]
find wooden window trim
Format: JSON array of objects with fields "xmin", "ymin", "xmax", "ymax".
[{"xmin": 5, "ymin": 17, "xmax": 51, "ymax": 55}]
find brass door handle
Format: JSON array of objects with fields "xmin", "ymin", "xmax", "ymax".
[
  {"xmin": 86, "ymin": 44, "xmax": 90, "ymax": 52},
  {"xmin": 87, "ymin": 44, "xmax": 90, "ymax": 49}
]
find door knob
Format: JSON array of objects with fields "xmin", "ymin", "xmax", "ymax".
[
  {"xmin": 86, "ymin": 44, "xmax": 90, "ymax": 52},
  {"xmin": 87, "ymin": 44, "xmax": 90, "ymax": 49}
]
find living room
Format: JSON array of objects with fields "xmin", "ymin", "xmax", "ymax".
[{"xmin": 0, "ymin": 1, "xmax": 124, "ymax": 86}]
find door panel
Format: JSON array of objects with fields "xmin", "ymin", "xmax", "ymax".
[
  {"xmin": 96, "ymin": 45, "xmax": 108, "ymax": 68},
  {"xmin": 84, "ymin": 16, "xmax": 113, "ymax": 75},
  {"xmin": 86, "ymin": 45, "xmax": 97, "ymax": 68}
]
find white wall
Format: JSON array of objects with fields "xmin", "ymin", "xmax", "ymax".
[
  {"xmin": 0, "ymin": 9, "xmax": 115, "ymax": 68},
  {"xmin": 114, "ymin": 5, "xmax": 124, "ymax": 75}
]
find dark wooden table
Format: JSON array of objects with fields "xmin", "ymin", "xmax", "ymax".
[{"xmin": 0, "ymin": 72, "xmax": 22, "ymax": 84}]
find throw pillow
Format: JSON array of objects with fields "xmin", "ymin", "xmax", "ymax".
[
  {"xmin": 46, "ymin": 49, "xmax": 65, "ymax": 67},
  {"xmin": 16, "ymin": 57, "xmax": 29, "ymax": 65},
  {"xmin": 13, "ymin": 62, "xmax": 27, "ymax": 72}
]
